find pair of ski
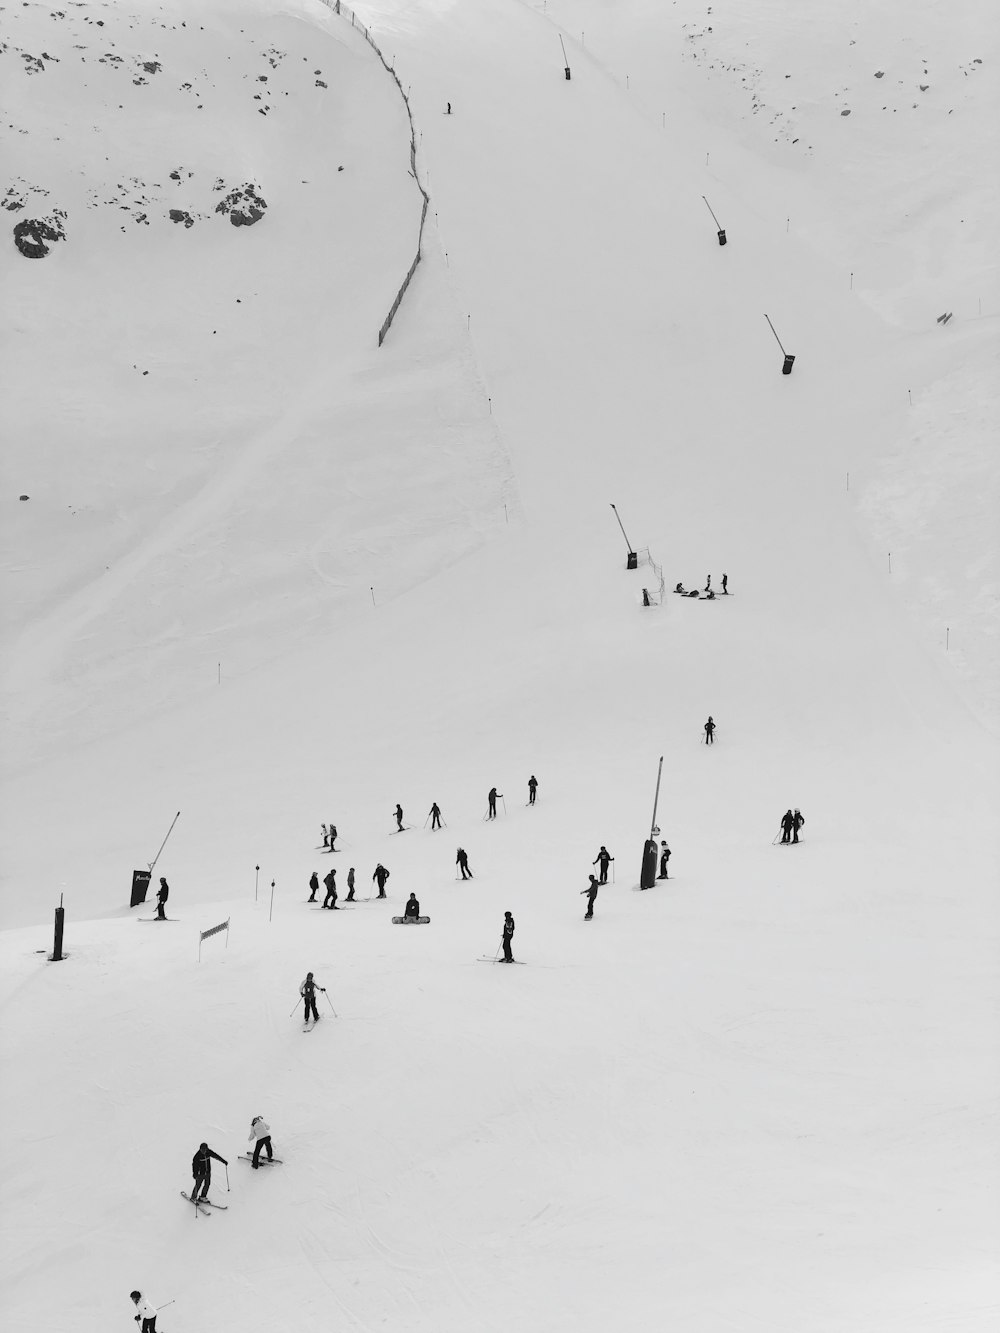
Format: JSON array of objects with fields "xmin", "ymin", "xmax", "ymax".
[
  {"xmin": 239, "ymin": 1153, "xmax": 283, "ymax": 1166},
  {"xmin": 180, "ymin": 1191, "xmax": 226, "ymax": 1214},
  {"xmin": 478, "ymin": 957, "xmax": 525, "ymax": 965}
]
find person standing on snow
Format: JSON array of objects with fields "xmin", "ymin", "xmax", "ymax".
[
  {"xmin": 191, "ymin": 1141, "xmax": 227, "ymax": 1202},
  {"xmin": 501, "ymin": 911, "xmax": 515, "ymax": 962},
  {"xmin": 792, "ymin": 809, "xmax": 805, "ymax": 843},
  {"xmin": 592, "ymin": 846, "xmax": 614, "ymax": 884},
  {"xmin": 307, "ymin": 871, "xmax": 320, "ymax": 902},
  {"xmin": 155, "ymin": 877, "xmax": 169, "ymax": 921},
  {"xmin": 428, "ymin": 802, "xmax": 442, "ymax": 829},
  {"xmin": 721, "ymin": 573, "xmax": 728, "ymax": 594},
  {"xmin": 456, "ymin": 847, "xmax": 473, "ymax": 880},
  {"xmin": 300, "ymin": 971, "xmax": 325, "ymax": 1023},
  {"xmin": 658, "ymin": 841, "xmax": 671, "ymax": 879},
  {"xmin": 321, "ymin": 823, "xmax": 329, "ymax": 849},
  {"xmin": 248, "ymin": 1115, "xmax": 273, "ymax": 1168},
  {"xmin": 345, "ymin": 867, "xmax": 356, "ymax": 901},
  {"xmin": 527, "ymin": 775, "xmax": 538, "ymax": 805},
  {"xmin": 704, "ymin": 716, "xmax": 716, "ymax": 745},
  {"xmin": 373, "ymin": 864, "xmax": 390, "ymax": 898},
  {"xmin": 487, "ymin": 787, "xmax": 502, "ymax": 819},
  {"xmin": 704, "ymin": 574, "xmax": 712, "ymax": 593},
  {"xmin": 779, "ymin": 809, "xmax": 795, "ymax": 844},
  {"xmin": 582, "ymin": 875, "xmax": 600, "ymax": 919},
  {"xmin": 129, "ymin": 1292, "xmax": 158, "ymax": 1333},
  {"xmin": 322, "ymin": 868, "xmax": 337, "ymax": 909},
  {"xmin": 327, "ymin": 824, "xmax": 338, "ymax": 851},
  {"xmin": 394, "ymin": 804, "xmax": 404, "ymax": 832}
]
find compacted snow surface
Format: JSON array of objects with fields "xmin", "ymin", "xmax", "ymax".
[{"xmin": 1, "ymin": 1, "xmax": 998, "ymax": 1331}]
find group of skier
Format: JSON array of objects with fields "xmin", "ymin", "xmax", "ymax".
[{"xmin": 778, "ymin": 809, "xmax": 806, "ymax": 844}]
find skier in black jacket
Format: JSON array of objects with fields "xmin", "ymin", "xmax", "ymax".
[
  {"xmin": 658, "ymin": 841, "xmax": 671, "ymax": 880},
  {"xmin": 780, "ymin": 809, "xmax": 795, "ymax": 844},
  {"xmin": 428, "ymin": 802, "xmax": 442, "ymax": 829},
  {"xmin": 792, "ymin": 809, "xmax": 805, "ymax": 843},
  {"xmin": 345, "ymin": 867, "xmax": 356, "ymax": 901},
  {"xmin": 592, "ymin": 846, "xmax": 614, "ymax": 884},
  {"xmin": 501, "ymin": 911, "xmax": 515, "ymax": 962},
  {"xmin": 456, "ymin": 848, "xmax": 473, "ymax": 880},
  {"xmin": 322, "ymin": 868, "xmax": 337, "ymax": 909},
  {"xmin": 487, "ymin": 787, "xmax": 502, "ymax": 819},
  {"xmin": 307, "ymin": 871, "xmax": 319, "ymax": 902},
  {"xmin": 155, "ymin": 877, "xmax": 169, "ymax": 920},
  {"xmin": 300, "ymin": 971, "xmax": 325, "ymax": 1023},
  {"xmin": 527, "ymin": 775, "xmax": 538, "ymax": 805},
  {"xmin": 394, "ymin": 804, "xmax": 404, "ymax": 832},
  {"xmin": 373, "ymin": 864, "xmax": 390, "ymax": 897},
  {"xmin": 704, "ymin": 716, "xmax": 716, "ymax": 744},
  {"xmin": 191, "ymin": 1141, "xmax": 228, "ymax": 1202}
]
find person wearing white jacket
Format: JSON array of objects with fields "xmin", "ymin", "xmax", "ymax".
[
  {"xmin": 248, "ymin": 1115, "xmax": 273, "ymax": 1168},
  {"xmin": 129, "ymin": 1292, "xmax": 157, "ymax": 1333}
]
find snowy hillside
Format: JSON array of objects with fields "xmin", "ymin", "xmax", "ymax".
[{"xmin": 1, "ymin": 1, "xmax": 997, "ymax": 1331}]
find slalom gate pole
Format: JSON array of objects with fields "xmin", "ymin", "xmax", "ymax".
[{"xmin": 324, "ymin": 991, "xmax": 338, "ymax": 1018}]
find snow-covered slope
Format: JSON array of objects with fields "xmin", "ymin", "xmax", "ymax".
[{"xmin": 1, "ymin": 1, "xmax": 997, "ymax": 1331}]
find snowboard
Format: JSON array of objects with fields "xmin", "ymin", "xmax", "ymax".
[
  {"xmin": 392, "ymin": 915, "xmax": 430, "ymax": 925},
  {"xmin": 240, "ymin": 1153, "xmax": 283, "ymax": 1165}
]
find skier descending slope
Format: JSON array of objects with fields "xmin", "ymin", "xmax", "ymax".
[
  {"xmin": 456, "ymin": 847, "xmax": 473, "ymax": 880},
  {"xmin": 428, "ymin": 802, "xmax": 442, "ymax": 829},
  {"xmin": 248, "ymin": 1115, "xmax": 273, "ymax": 1168},
  {"xmin": 129, "ymin": 1292, "xmax": 158, "ymax": 1333},
  {"xmin": 190, "ymin": 1141, "xmax": 227, "ymax": 1203},
  {"xmin": 372, "ymin": 864, "xmax": 390, "ymax": 898},
  {"xmin": 394, "ymin": 804, "xmax": 404, "ymax": 832},
  {"xmin": 300, "ymin": 972, "xmax": 325, "ymax": 1024}
]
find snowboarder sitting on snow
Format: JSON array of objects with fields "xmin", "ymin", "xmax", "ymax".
[
  {"xmin": 345, "ymin": 867, "xmax": 356, "ymax": 901},
  {"xmin": 592, "ymin": 846, "xmax": 614, "ymax": 884},
  {"xmin": 456, "ymin": 847, "xmax": 473, "ymax": 880},
  {"xmin": 130, "ymin": 1292, "xmax": 158, "ymax": 1333},
  {"xmin": 704, "ymin": 716, "xmax": 716, "ymax": 744},
  {"xmin": 307, "ymin": 871, "xmax": 319, "ymax": 902},
  {"xmin": 674, "ymin": 582, "xmax": 686, "ymax": 594},
  {"xmin": 300, "ymin": 972, "xmax": 325, "ymax": 1023},
  {"xmin": 792, "ymin": 809, "xmax": 805, "ymax": 843},
  {"xmin": 582, "ymin": 875, "xmax": 600, "ymax": 919},
  {"xmin": 404, "ymin": 892, "xmax": 421, "ymax": 920},
  {"xmin": 501, "ymin": 911, "xmax": 515, "ymax": 962},
  {"xmin": 322, "ymin": 868, "xmax": 337, "ymax": 909},
  {"xmin": 155, "ymin": 877, "xmax": 169, "ymax": 920},
  {"xmin": 528, "ymin": 775, "xmax": 538, "ymax": 805},
  {"xmin": 780, "ymin": 809, "xmax": 795, "ymax": 844},
  {"xmin": 373, "ymin": 864, "xmax": 390, "ymax": 897},
  {"xmin": 487, "ymin": 787, "xmax": 502, "ymax": 819},
  {"xmin": 248, "ymin": 1115, "xmax": 273, "ymax": 1168},
  {"xmin": 658, "ymin": 841, "xmax": 671, "ymax": 879},
  {"xmin": 191, "ymin": 1142, "xmax": 227, "ymax": 1202},
  {"xmin": 394, "ymin": 804, "xmax": 404, "ymax": 832}
]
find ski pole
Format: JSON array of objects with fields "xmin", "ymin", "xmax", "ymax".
[
  {"xmin": 501, "ymin": 796, "xmax": 507, "ymax": 816},
  {"xmin": 225, "ymin": 1162, "xmax": 230, "ymax": 1192},
  {"xmin": 612, "ymin": 860, "xmax": 615, "ymax": 884},
  {"xmin": 423, "ymin": 814, "xmax": 430, "ymax": 828},
  {"xmin": 289, "ymin": 996, "xmax": 301, "ymax": 1018},
  {"xmin": 324, "ymin": 990, "xmax": 338, "ymax": 1018}
]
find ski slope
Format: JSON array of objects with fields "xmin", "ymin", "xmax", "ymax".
[{"xmin": 1, "ymin": 1, "xmax": 997, "ymax": 1331}]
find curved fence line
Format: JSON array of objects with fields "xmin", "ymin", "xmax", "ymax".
[{"xmin": 320, "ymin": 0, "xmax": 431, "ymax": 346}]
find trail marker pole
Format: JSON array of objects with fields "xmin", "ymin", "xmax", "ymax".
[
  {"xmin": 702, "ymin": 195, "xmax": 726, "ymax": 245},
  {"xmin": 610, "ymin": 503, "xmax": 638, "ymax": 568},
  {"xmin": 269, "ymin": 880, "xmax": 275, "ymax": 923},
  {"xmin": 559, "ymin": 34, "xmax": 571, "ymax": 79},
  {"xmin": 764, "ymin": 313, "xmax": 795, "ymax": 374},
  {"xmin": 946, "ymin": 627, "xmax": 949, "ymax": 651},
  {"xmin": 370, "ymin": 586, "xmax": 376, "ymax": 607},
  {"xmin": 255, "ymin": 865, "xmax": 259, "ymax": 901}
]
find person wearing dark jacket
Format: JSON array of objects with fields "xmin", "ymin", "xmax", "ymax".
[
  {"xmin": 792, "ymin": 809, "xmax": 805, "ymax": 843},
  {"xmin": 582, "ymin": 875, "xmax": 599, "ymax": 919},
  {"xmin": 322, "ymin": 868, "xmax": 337, "ymax": 909},
  {"xmin": 487, "ymin": 787, "xmax": 502, "ymax": 819},
  {"xmin": 456, "ymin": 848, "xmax": 473, "ymax": 880},
  {"xmin": 373, "ymin": 864, "xmax": 390, "ymax": 897},
  {"xmin": 191, "ymin": 1141, "xmax": 228, "ymax": 1201},
  {"xmin": 704, "ymin": 716, "xmax": 716, "ymax": 745},
  {"xmin": 592, "ymin": 846, "xmax": 614, "ymax": 884},
  {"xmin": 345, "ymin": 867, "xmax": 356, "ymax": 901},
  {"xmin": 307, "ymin": 871, "xmax": 319, "ymax": 902},
  {"xmin": 394, "ymin": 804, "xmax": 404, "ymax": 832},
  {"xmin": 780, "ymin": 809, "xmax": 795, "ymax": 844},
  {"xmin": 428, "ymin": 802, "xmax": 442, "ymax": 830},
  {"xmin": 327, "ymin": 824, "xmax": 338, "ymax": 851},
  {"xmin": 404, "ymin": 893, "xmax": 420, "ymax": 920},
  {"xmin": 528, "ymin": 775, "xmax": 538, "ymax": 805},
  {"xmin": 501, "ymin": 911, "xmax": 515, "ymax": 962},
  {"xmin": 155, "ymin": 878, "xmax": 169, "ymax": 920},
  {"xmin": 300, "ymin": 971, "xmax": 325, "ymax": 1023}
]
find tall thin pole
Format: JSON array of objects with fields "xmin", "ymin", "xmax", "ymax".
[
  {"xmin": 148, "ymin": 811, "xmax": 181, "ymax": 873},
  {"xmin": 649, "ymin": 756, "xmax": 664, "ymax": 838},
  {"xmin": 763, "ymin": 313, "xmax": 787, "ymax": 355},
  {"xmin": 610, "ymin": 503, "xmax": 633, "ymax": 554}
]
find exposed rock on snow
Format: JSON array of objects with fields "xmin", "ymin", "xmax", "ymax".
[{"xmin": 13, "ymin": 212, "xmax": 66, "ymax": 258}]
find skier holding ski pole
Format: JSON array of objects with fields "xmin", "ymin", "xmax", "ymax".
[{"xmin": 129, "ymin": 1292, "xmax": 158, "ymax": 1333}]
